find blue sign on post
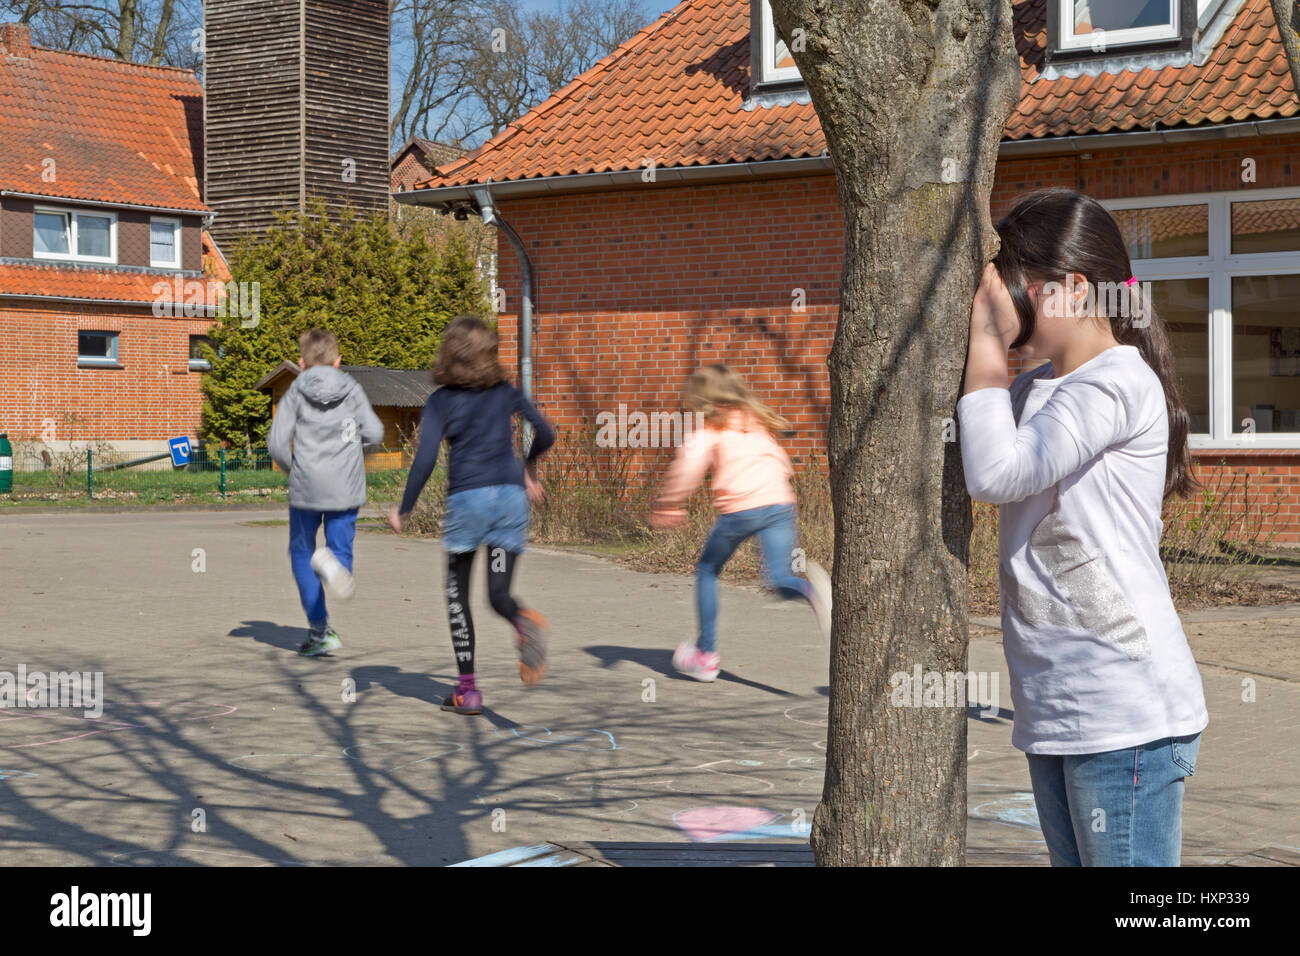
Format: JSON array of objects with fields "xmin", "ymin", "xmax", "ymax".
[{"xmin": 168, "ymin": 437, "xmax": 192, "ymax": 468}]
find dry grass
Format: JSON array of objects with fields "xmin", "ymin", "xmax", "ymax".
[{"xmin": 398, "ymin": 426, "xmax": 1297, "ymax": 610}]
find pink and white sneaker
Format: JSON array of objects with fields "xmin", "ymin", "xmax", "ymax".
[{"xmin": 673, "ymin": 641, "xmax": 721, "ymax": 682}]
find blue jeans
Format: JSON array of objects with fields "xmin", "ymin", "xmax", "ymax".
[
  {"xmin": 289, "ymin": 507, "xmax": 357, "ymax": 629},
  {"xmin": 696, "ymin": 503, "xmax": 810, "ymax": 653},
  {"xmin": 442, "ymin": 484, "xmax": 530, "ymax": 554},
  {"xmin": 1026, "ymin": 733, "xmax": 1201, "ymax": 866}
]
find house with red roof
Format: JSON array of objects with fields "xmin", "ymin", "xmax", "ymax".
[
  {"xmin": 0, "ymin": 22, "xmax": 229, "ymax": 462},
  {"xmin": 400, "ymin": 0, "xmax": 1300, "ymax": 540}
]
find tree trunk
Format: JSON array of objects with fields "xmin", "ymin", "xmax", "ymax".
[
  {"xmin": 1272, "ymin": 2, "xmax": 1300, "ymax": 97},
  {"xmin": 767, "ymin": 0, "xmax": 1021, "ymax": 865}
]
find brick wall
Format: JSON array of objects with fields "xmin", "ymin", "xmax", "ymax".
[
  {"xmin": 492, "ymin": 134, "xmax": 1300, "ymax": 539},
  {"xmin": 0, "ymin": 301, "xmax": 212, "ymax": 440}
]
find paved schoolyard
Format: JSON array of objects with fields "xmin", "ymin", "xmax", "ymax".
[{"xmin": 0, "ymin": 509, "xmax": 1296, "ymax": 865}]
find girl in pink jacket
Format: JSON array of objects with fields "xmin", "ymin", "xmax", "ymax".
[{"xmin": 651, "ymin": 365, "xmax": 831, "ymax": 681}]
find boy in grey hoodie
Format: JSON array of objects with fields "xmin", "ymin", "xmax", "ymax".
[{"xmin": 269, "ymin": 329, "xmax": 384, "ymax": 656}]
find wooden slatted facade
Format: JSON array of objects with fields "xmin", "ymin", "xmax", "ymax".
[{"xmin": 204, "ymin": 0, "xmax": 390, "ymax": 248}]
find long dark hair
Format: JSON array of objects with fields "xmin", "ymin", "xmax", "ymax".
[{"xmin": 994, "ymin": 188, "xmax": 1195, "ymax": 499}]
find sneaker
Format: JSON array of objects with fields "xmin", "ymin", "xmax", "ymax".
[
  {"xmin": 512, "ymin": 609, "xmax": 549, "ymax": 685},
  {"xmin": 311, "ymin": 547, "xmax": 355, "ymax": 600},
  {"xmin": 299, "ymin": 627, "xmax": 342, "ymax": 657},
  {"xmin": 441, "ymin": 688, "xmax": 483, "ymax": 715},
  {"xmin": 806, "ymin": 561, "xmax": 832, "ymax": 641},
  {"xmin": 673, "ymin": 641, "xmax": 720, "ymax": 682}
]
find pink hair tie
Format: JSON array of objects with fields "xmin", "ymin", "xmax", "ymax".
[{"xmin": 1125, "ymin": 276, "xmax": 1137, "ymax": 286}]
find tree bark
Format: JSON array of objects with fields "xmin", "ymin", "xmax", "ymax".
[
  {"xmin": 767, "ymin": 0, "xmax": 1021, "ymax": 865},
  {"xmin": 1272, "ymin": 1, "xmax": 1300, "ymax": 98}
]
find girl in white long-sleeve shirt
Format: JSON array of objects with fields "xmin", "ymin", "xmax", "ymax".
[{"xmin": 960, "ymin": 188, "xmax": 1207, "ymax": 867}]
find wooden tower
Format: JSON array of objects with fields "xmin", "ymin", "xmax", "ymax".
[{"xmin": 203, "ymin": 0, "xmax": 390, "ymax": 247}]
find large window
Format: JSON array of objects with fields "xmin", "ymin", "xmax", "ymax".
[
  {"xmin": 1105, "ymin": 187, "xmax": 1300, "ymax": 447},
  {"xmin": 33, "ymin": 207, "xmax": 116, "ymax": 264}
]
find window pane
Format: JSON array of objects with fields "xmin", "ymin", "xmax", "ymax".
[
  {"xmin": 189, "ymin": 336, "xmax": 212, "ymax": 360},
  {"xmin": 34, "ymin": 212, "xmax": 70, "ymax": 255},
  {"xmin": 1232, "ymin": 275, "xmax": 1300, "ymax": 434},
  {"xmin": 1073, "ymin": 0, "xmax": 1174, "ymax": 34},
  {"xmin": 151, "ymin": 221, "xmax": 177, "ymax": 263},
  {"xmin": 76, "ymin": 215, "xmax": 112, "ymax": 258},
  {"xmin": 1112, "ymin": 205, "xmax": 1208, "ymax": 259},
  {"xmin": 1231, "ymin": 198, "xmax": 1300, "ymax": 254},
  {"xmin": 78, "ymin": 332, "xmax": 113, "ymax": 360},
  {"xmin": 1151, "ymin": 278, "xmax": 1210, "ymax": 434}
]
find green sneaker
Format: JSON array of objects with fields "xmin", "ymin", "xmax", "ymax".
[{"xmin": 299, "ymin": 627, "xmax": 342, "ymax": 657}]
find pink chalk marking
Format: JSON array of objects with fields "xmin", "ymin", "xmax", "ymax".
[
  {"xmin": 673, "ymin": 806, "xmax": 781, "ymax": 843},
  {"xmin": 2, "ymin": 702, "xmax": 236, "ymax": 749}
]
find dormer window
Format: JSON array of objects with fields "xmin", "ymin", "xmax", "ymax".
[
  {"xmin": 1058, "ymin": 1, "xmax": 1180, "ymax": 50},
  {"xmin": 750, "ymin": 0, "xmax": 802, "ymax": 88},
  {"xmin": 1049, "ymin": 0, "xmax": 1195, "ymax": 62}
]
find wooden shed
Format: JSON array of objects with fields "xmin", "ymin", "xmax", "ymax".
[{"xmin": 255, "ymin": 362, "xmax": 433, "ymax": 471}]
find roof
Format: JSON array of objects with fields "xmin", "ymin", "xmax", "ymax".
[
  {"xmin": 256, "ymin": 362, "xmax": 436, "ymax": 408},
  {"xmin": 414, "ymin": 0, "xmax": 1299, "ymax": 194},
  {"xmin": 0, "ymin": 261, "xmax": 225, "ymax": 307},
  {"xmin": 0, "ymin": 25, "xmax": 207, "ymax": 212},
  {"xmin": 392, "ymin": 135, "xmax": 469, "ymax": 171}
]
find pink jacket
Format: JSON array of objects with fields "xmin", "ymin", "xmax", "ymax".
[{"xmin": 654, "ymin": 409, "xmax": 796, "ymax": 517}]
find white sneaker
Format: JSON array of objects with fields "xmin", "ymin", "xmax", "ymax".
[
  {"xmin": 673, "ymin": 641, "xmax": 721, "ymax": 682},
  {"xmin": 311, "ymin": 547, "xmax": 355, "ymax": 600},
  {"xmin": 806, "ymin": 561, "xmax": 832, "ymax": 640}
]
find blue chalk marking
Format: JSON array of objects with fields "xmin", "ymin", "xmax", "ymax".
[
  {"xmin": 0, "ymin": 769, "xmax": 38, "ymax": 781},
  {"xmin": 450, "ymin": 844, "xmax": 565, "ymax": 867}
]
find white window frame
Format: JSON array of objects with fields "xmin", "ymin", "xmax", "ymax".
[
  {"xmin": 755, "ymin": 1, "xmax": 802, "ymax": 86},
  {"xmin": 1058, "ymin": 0, "xmax": 1180, "ymax": 51},
  {"xmin": 77, "ymin": 330, "xmax": 120, "ymax": 368},
  {"xmin": 149, "ymin": 216, "xmax": 182, "ymax": 269},
  {"xmin": 33, "ymin": 205, "xmax": 117, "ymax": 264},
  {"xmin": 1102, "ymin": 185, "xmax": 1300, "ymax": 449}
]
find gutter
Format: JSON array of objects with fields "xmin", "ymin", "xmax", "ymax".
[
  {"xmin": 398, "ymin": 156, "xmax": 834, "ymax": 206},
  {"xmin": 998, "ymin": 116, "xmax": 1300, "ymax": 156},
  {"xmin": 396, "ymin": 114, "xmax": 1300, "ymax": 205},
  {"xmin": 0, "ymin": 191, "xmax": 211, "ymax": 216},
  {"xmin": 471, "ymin": 185, "xmax": 537, "ymax": 449}
]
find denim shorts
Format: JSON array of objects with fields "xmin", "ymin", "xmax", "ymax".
[{"xmin": 442, "ymin": 483, "xmax": 530, "ymax": 554}]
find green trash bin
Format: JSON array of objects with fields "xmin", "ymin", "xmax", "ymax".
[{"xmin": 0, "ymin": 433, "xmax": 12, "ymax": 494}]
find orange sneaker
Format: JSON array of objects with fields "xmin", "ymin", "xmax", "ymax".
[{"xmin": 512, "ymin": 609, "xmax": 549, "ymax": 684}]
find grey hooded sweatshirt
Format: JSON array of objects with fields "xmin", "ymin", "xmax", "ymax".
[{"xmin": 268, "ymin": 365, "xmax": 384, "ymax": 511}]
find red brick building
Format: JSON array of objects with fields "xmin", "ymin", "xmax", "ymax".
[
  {"xmin": 400, "ymin": 0, "xmax": 1300, "ymax": 540},
  {"xmin": 0, "ymin": 23, "xmax": 228, "ymax": 461}
]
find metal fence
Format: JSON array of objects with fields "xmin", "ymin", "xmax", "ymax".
[{"xmin": 6, "ymin": 445, "xmax": 287, "ymax": 502}]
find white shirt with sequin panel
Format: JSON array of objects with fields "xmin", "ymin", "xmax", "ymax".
[{"xmin": 958, "ymin": 344, "xmax": 1208, "ymax": 754}]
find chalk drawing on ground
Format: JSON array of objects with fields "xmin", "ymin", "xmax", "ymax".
[
  {"xmin": 493, "ymin": 726, "xmax": 618, "ymax": 751},
  {"xmin": 0, "ymin": 701, "xmax": 236, "ymax": 750}
]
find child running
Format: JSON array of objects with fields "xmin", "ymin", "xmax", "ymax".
[
  {"xmin": 268, "ymin": 328, "xmax": 384, "ymax": 657},
  {"xmin": 388, "ymin": 315, "xmax": 555, "ymax": 716},
  {"xmin": 650, "ymin": 364, "xmax": 831, "ymax": 681},
  {"xmin": 959, "ymin": 188, "xmax": 1208, "ymax": 866}
]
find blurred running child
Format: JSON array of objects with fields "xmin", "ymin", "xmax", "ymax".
[
  {"xmin": 388, "ymin": 315, "xmax": 555, "ymax": 716},
  {"xmin": 650, "ymin": 364, "xmax": 831, "ymax": 681},
  {"xmin": 269, "ymin": 328, "xmax": 384, "ymax": 657}
]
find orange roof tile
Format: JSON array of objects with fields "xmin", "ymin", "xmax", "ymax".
[
  {"xmin": 418, "ymin": 0, "xmax": 1299, "ymax": 193},
  {"xmin": 0, "ymin": 262, "xmax": 226, "ymax": 307},
  {"xmin": 0, "ymin": 32, "xmax": 207, "ymax": 212}
]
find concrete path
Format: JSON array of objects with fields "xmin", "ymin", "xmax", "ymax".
[{"xmin": 0, "ymin": 510, "xmax": 1296, "ymax": 866}]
